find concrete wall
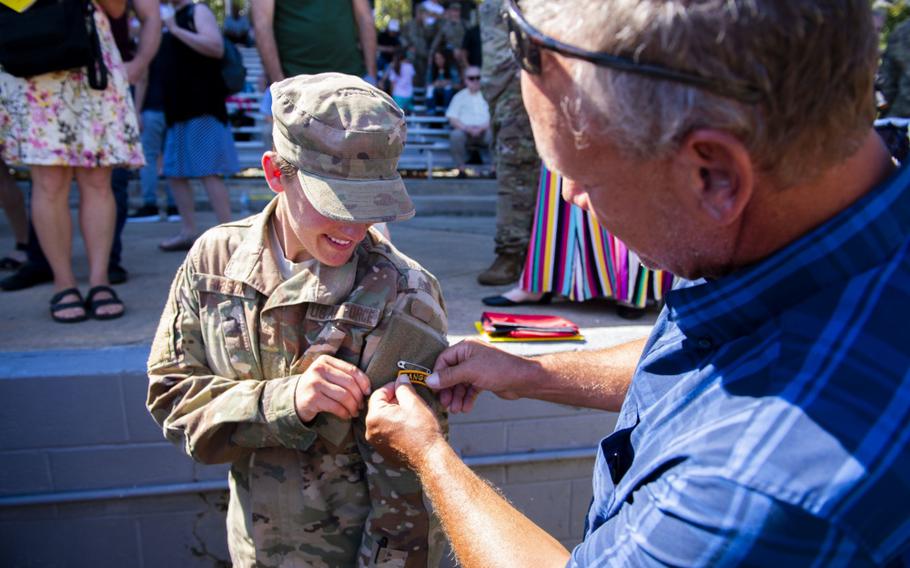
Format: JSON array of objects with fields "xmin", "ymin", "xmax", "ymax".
[{"xmin": 0, "ymin": 346, "xmax": 615, "ymax": 566}]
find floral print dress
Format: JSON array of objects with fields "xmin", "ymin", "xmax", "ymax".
[{"xmin": 0, "ymin": 4, "xmax": 144, "ymax": 168}]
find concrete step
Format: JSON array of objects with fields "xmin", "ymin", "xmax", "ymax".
[{"xmin": 141, "ymin": 177, "xmax": 500, "ymax": 217}]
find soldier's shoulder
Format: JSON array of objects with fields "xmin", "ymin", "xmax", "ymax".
[
  {"xmin": 359, "ymin": 231, "xmax": 448, "ymax": 332},
  {"xmin": 187, "ymin": 213, "xmax": 259, "ymax": 272},
  {"xmin": 361, "ymin": 230, "xmax": 443, "ymax": 295}
]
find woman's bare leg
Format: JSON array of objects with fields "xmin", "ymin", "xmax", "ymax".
[
  {"xmin": 201, "ymin": 175, "xmax": 232, "ymax": 224},
  {"xmin": 168, "ymin": 177, "xmax": 196, "ymax": 237},
  {"xmin": 75, "ymin": 166, "xmax": 122, "ymax": 318},
  {"xmin": 31, "ymin": 165, "xmax": 84, "ymax": 319}
]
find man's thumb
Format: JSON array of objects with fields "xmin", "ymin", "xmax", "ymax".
[
  {"xmin": 425, "ymin": 366, "xmax": 461, "ymax": 390},
  {"xmin": 395, "ymin": 376, "xmax": 426, "ymax": 408}
]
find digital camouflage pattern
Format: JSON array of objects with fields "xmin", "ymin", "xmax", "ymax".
[
  {"xmin": 271, "ymin": 74, "xmax": 414, "ymax": 223},
  {"xmin": 430, "ymin": 19, "xmax": 466, "ymax": 56},
  {"xmin": 480, "ymin": 0, "xmax": 540, "ymax": 256},
  {"xmin": 147, "ymin": 198, "xmax": 448, "ymax": 567},
  {"xmin": 479, "ymin": 0, "xmax": 516, "ymax": 105},
  {"xmin": 400, "ymin": 16, "xmax": 438, "ymax": 88},
  {"xmin": 880, "ymin": 20, "xmax": 910, "ymax": 117}
]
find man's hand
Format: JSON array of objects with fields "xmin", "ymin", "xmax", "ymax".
[
  {"xmin": 427, "ymin": 339, "xmax": 540, "ymax": 413},
  {"xmin": 294, "ymin": 355, "xmax": 371, "ymax": 423},
  {"xmin": 366, "ymin": 378, "xmax": 446, "ymax": 467}
]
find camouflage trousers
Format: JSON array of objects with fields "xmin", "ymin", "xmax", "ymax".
[
  {"xmin": 490, "ymin": 82, "xmax": 540, "ymax": 257},
  {"xmin": 226, "ymin": 394, "xmax": 447, "ymax": 568}
]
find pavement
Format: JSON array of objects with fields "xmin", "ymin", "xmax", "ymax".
[{"xmin": 0, "ymin": 178, "xmax": 658, "ymax": 363}]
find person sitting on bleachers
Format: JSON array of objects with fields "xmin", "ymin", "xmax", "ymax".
[
  {"xmin": 445, "ymin": 66, "xmax": 490, "ymax": 178},
  {"xmin": 426, "ymin": 47, "xmax": 460, "ymax": 114},
  {"xmin": 382, "ymin": 48, "xmax": 416, "ymax": 114}
]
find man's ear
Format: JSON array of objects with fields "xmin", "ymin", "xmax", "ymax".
[
  {"xmin": 262, "ymin": 151, "xmax": 286, "ymax": 195},
  {"xmin": 677, "ymin": 130, "xmax": 754, "ymax": 225}
]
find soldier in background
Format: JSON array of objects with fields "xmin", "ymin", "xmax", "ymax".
[
  {"xmin": 476, "ymin": 0, "xmax": 540, "ymax": 285},
  {"xmin": 401, "ymin": 5, "xmax": 438, "ymax": 88},
  {"xmin": 430, "ymin": 2, "xmax": 467, "ymax": 67},
  {"xmin": 147, "ymin": 74, "xmax": 449, "ymax": 567}
]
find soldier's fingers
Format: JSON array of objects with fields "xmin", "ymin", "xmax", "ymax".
[
  {"xmin": 316, "ymin": 380, "xmax": 361, "ymax": 418},
  {"xmin": 315, "ymin": 396, "xmax": 354, "ymax": 420},
  {"xmin": 319, "ymin": 366, "xmax": 368, "ymax": 407},
  {"xmin": 322, "ymin": 356, "xmax": 372, "ymax": 398}
]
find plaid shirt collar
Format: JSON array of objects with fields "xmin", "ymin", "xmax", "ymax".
[{"xmin": 666, "ymin": 164, "xmax": 910, "ymax": 346}]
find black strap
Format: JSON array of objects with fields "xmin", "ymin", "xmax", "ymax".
[{"xmin": 84, "ymin": 0, "xmax": 108, "ymax": 91}]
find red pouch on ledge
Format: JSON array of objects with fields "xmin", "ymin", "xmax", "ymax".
[{"xmin": 480, "ymin": 311, "xmax": 580, "ymax": 338}]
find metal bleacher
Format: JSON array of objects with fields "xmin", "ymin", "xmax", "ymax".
[
  {"xmin": 225, "ymin": 46, "xmax": 269, "ymax": 171},
  {"xmin": 225, "ymin": 50, "xmax": 457, "ymax": 177},
  {"xmin": 399, "ymin": 87, "xmax": 456, "ymax": 176}
]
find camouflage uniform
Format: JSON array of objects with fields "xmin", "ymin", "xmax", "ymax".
[
  {"xmin": 480, "ymin": 0, "xmax": 540, "ymax": 257},
  {"xmin": 430, "ymin": 19, "xmax": 466, "ymax": 55},
  {"xmin": 880, "ymin": 20, "xmax": 910, "ymax": 117},
  {"xmin": 401, "ymin": 17, "xmax": 438, "ymax": 88},
  {"xmin": 147, "ymin": 198, "xmax": 448, "ymax": 567}
]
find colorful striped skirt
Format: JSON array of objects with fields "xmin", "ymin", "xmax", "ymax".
[{"xmin": 519, "ymin": 165, "xmax": 675, "ymax": 307}]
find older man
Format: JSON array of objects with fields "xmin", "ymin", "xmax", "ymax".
[
  {"xmin": 446, "ymin": 66, "xmax": 491, "ymax": 177},
  {"xmin": 366, "ymin": 0, "xmax": 910, "ymax": 566}
]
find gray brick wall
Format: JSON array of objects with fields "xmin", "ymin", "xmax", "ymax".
[{"xmin": 1, "ymin": 346, "xmax": 616, "ymax": 566}]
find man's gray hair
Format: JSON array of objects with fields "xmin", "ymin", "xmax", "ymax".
[{"xmin": 521, "ymin": 0, "xmax": 878, "ymax": 186}]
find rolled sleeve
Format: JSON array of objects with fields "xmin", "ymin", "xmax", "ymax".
[
  {"xmin": 259, "ymin": 375, "xmax": 318, "ymax": 450},
  {"xmin": 567, "ymin": 474, "xmax": 872, "ymax": 567}
]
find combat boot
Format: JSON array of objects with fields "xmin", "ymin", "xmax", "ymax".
[{"xmin": 477, "ymin": 253, "xmax": 524, "ymax": 285}]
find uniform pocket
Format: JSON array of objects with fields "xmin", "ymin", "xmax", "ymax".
[{"xmin": 193, "ymin": 273, "xmax": 261, "ymax": 379}]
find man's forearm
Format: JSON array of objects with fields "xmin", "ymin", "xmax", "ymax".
[
  {"xmin": 129, "ymin": 0, "xmax": 161, "ymax": 80},
  {"xmin": 522, "ymin": 337, "xmax": 646, "ymax": 411},
  {"xmin": 416, "ymin": 439, "xmax": 570, "ymax": 568},
  {"xmin": 251, "ymin": 0, "xmax": 284, "ymax": 82},
  {"xmin": 353, "ymin": 0, "xmax": 377, "ymax": 78}
]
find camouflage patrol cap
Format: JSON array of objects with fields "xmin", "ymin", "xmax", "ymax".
[{"xmin": 271, "ymin": 73, "xmax": 415, "ymax": 223}]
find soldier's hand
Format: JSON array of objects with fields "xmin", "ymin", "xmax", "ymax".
[
  {"xmin": 294, "ymin": 355, "xmax": 372, "ymax": 423},
  {"xmin": 427, "ymin": 339, "xmax": 536, "ymax": 413},
  {"xmin": 365, "ymin": 377, "xmax": 445, "ymax": 467}
]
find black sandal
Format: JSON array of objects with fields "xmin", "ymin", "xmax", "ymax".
[
  {"xmin": 0, "ymin": 242, "xmax": 27, "ymax": 270},
  {"xmin": 85, "ymin": 285, "xmax": 125, "ymax": 320},
  {"xmin": 50, "ymin": 287, "xmax": 88, "ymax": 323}
]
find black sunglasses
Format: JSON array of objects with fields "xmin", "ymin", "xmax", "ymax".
[
  {"xmin": 504, "ymin": 0, "xmax": 763, "ymax": 104},
  {"xmin": 465, "ymin": 75, "xmax": 481, "ymax": 80}
]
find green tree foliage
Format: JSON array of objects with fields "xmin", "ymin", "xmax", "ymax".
[
  {"xmin": 880, "ymin": 0, "xmax": 910, "ymax": 45},
  {"xmin": 374, "ymin": 0, "xmax": 413, "ymax": 30}
]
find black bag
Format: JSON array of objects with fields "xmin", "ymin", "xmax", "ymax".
[
  {"xmin": 0, "ymin": 0, "xmax": 108, "ymax": 90},
  {"xmin": 186, "ymin": 4, "xmax": 246, "ymax": 95},
  {"xmin": 220, "ymin": 37, "xmax": 246, "ymax": 95}
]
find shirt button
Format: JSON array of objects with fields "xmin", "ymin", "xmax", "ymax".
[{"xmin": 697, "ymin": 337, "xmax": 713, "ymax": 349}]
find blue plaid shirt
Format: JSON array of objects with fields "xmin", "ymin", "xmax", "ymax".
[{"xmin": 569, "ymin": 165, "xmax": 910, "ymax": 566}]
